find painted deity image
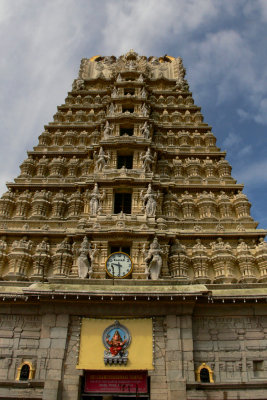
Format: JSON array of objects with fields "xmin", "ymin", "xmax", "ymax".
[
  {"xmin": 106, "ymin": 330, "xmax": 127, "ymax": 356},
  {"xmin": 103, "ymin": 321, "xmax": 131, "ymax": 365}
]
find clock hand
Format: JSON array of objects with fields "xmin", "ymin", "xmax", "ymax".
[{"xmin": 111, "ymin": 263, "xmax": 121, "ymax": 267}]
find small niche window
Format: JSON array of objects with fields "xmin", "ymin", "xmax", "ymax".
[
  {"xmin": 196, "ymin": 363, "xmax": 214, "ymax": 383},
  {"xmin": 117, "ymin": 155, "xmax": 133, "ymax": 169},
  {"xmin": 253, "ymin": 360, "xmax": 264, "ymax": 377},
  {"xmin": 16, "ymin": 361, "xmax": 35, "ymax": 381},
  {"xmin": 120, "ymin": 127, "xmax": 134, "ymax": 136},
  {"xmin": 114, "ymin": 192, "xmax": 132, "ymax": 214},
  {"xmin": 110, "ymin": 246, "xmax": 131, "ymax": 255},
  {"xmin": 122, "ymin": 106, "xmax": 134, "ymax": 113},
  {"xmin": 124, "ymin": 88, "xmax": 135, "ymax": 96}
]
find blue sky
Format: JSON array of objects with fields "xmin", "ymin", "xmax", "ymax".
[{"xmin": 0, "ymin": 0, "xmax": 266, "ymax": 228}]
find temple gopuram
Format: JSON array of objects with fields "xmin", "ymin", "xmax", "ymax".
[{"xmin": 0, "ymin": 50, "xmax": 267, "ymax": 400}]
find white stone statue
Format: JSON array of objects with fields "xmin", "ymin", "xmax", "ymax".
[
  {"xmin": 88, "ymin": 183, "xmax": 106, "ymax": 215},
  {"xmin": 94, "ymin": 147, "xmax": 110, "ymax": 172},
  {"xmin": 140, "ymin": 121, "xmax": 150, "ymax": 139},
  {"xmin": 111, "ymin": 87, "xmax": 118, "ymax": 98},
  {"xmin": 76, "ymin": 237, "xmax": 97, "ymax": 279},
  {"xmin": 140, "ymin": 148, "xmax": 156, "ymax": 172},
  {"xmin": 141, "ymin": 87, "xmax": 147, "ymax": 98},
  {"xmin": 140, "ymin": 184, "xmax": 159, "ymax": 217},
  {"xmin": 116, "ymin": 73, "xmax": 122, "ymax": 82},
  {"xmin": 141, "ymin": 103, "xmax": 149, "ymax": 117},
  {"xmin": 144, "ymin": 237, "xmax": 163, "ymax": 280},
  {"xmin": 103, "ymin": 121, "xmax": 114, "ymax": 139},
  {"xmin": 108, "ymin": 103, "xmax": 115, "ymax": 115}
]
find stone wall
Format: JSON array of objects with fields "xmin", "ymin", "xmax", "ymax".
[{"xmin": 1, "ymin": 303, "xmax": 267, "ymax": 400}]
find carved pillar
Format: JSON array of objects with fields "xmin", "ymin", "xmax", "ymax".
[
  {"xmin": 191, "ymin": 240, "xmax": 210, "ymax": 283},
  {"xmin": 52, "ymin": 238, "xmax": 73, "ymax": 277},
  {"xmin": 211, "ymin": 239, "xmax": 236, "ymax": 283},
  {"xmin": 168, "ymin": 240, "xmax": 189, "ymax": 280},
  {"xmin": 31, "ymin": 239, "xmax": 51, "ymax": 280},
  {"xmin": 52, "ymin": 191, "xmax": 67, "ymax": 219},
  {"xmin": 6, "ymin": 237, "xmax": 33, "ymax": 280},
  {"xmin": 68, "ymin": 190, "xmax": 83, "ymax": 218},
  {"xmin": 80, "ymin": 159, "xmax": 93, "ymax": 177},
  {"xmin": 31, "ymin": 190, "xmax": 51, "ymax": 219},
  {"xmin": 131, "ymin": 241, "xmax": 148, "ymax": 279},
  {"xmin": 217, "ymin": 158, "xmax": 232, "ymax": 179},
  {"xmin": 14, "ymin": 190, "xmax": 32, "ymax": 219},
  {"xmin": 102, "ymin": 188, "xmax": 113, "ymax": 214},
  {"xmin": 19, "ymin": 156, "xmax": 35, "ymax": 178},
  {"xmin": 217, "ymin": 191, "xmax": 233, "ymax": 219},
  {"xmin": 36, "ymin": 156, "xmax": 49, "ymax": 177},
  {"xmin": 180, "ymin": 192, "xmax": 195, "ymax": 219},
  {"xmin": 132, "ymin": 188, "xmax": 141, "ymax": 214},
  {"xmin": 0, "ymin": 236, "xmax": 7, "ymax": 278},
  {"xmin": 91, "ymin": 241, "xmax": 107, "ymax": 279},
  {"xmin": 255, "ymin": 238, "xmax": 267, "ymax": 282},
  {"xmin": 197, "ymin": 192, "xmax": 217, "ymax": 219},
  {"xmin": 0, "ymin": 190, "xmax": 16, "ymax": 218},
  {"xmin": 161, "ymin": 243, "xmax": 170, "ymax": 277},
  {"xmin": 233, "ymin": 191, "xmax": 252, "ymax": 219},
  {"xmin": 236, "ymin": 240, "xmax": 256, "ymax": 283}
]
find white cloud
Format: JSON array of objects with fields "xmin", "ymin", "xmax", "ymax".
[
  {"xmin": 223, "ymin": 132, "xmax": 241, "ymax": 148},
  {"xmin": 238, "ymin": 145, "xmax": 252, "ymax": 157},
  {"xmin": 237, "ymin": 108, "xmax": 250, "ymax": 121},
  {"xmin": 235, "ymin": 159, "xmax": 267, "ymax": 185},
  {"xmin": 102, "ymin": 0, "xmax": 219, "ymax": 55},
  {"xmin": 254, "ymin": 98, "xmax": 267, "ymax": 125}
]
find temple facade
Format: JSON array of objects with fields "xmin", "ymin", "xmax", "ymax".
[{"xmin": 0, "ymin": 50, "xmax": 267, "ymax": 400}]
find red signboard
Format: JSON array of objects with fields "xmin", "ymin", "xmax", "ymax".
[{"xmin": 85, "ymin": 371, "xmax": 148, "ymax": 393}]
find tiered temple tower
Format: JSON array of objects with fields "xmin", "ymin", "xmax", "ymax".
[{"xmin": 0, "ymin": 50, "xmax": 267, "ymax": 400}]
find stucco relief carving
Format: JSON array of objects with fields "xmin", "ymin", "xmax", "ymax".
[
  {"xmin": 144, "ymin": 237, "xmax": 163, "ymax": 280},
  {"xmin": 140, "ymin": 184, "xmax": 159, "ymax": 218}
]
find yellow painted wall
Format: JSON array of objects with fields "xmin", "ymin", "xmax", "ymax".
[{"xmin": 77, "ymin": 318, "xmax": 153, "ymax": 370}]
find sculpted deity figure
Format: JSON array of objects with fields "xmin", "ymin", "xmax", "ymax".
[
  {"xmin": 137, "ymin": 74, "xmax": 144, "ymax": 82},
  {"xmin": 94, "ymin": 147, "xmax": 110, "ymax": 172},
  {"xmin": 140, "ymin": 184, "xmax": 159, "ymax": 217},
  {"xmin": 76, "ymin": 236, "xmax": 97, "ymax": 279},
  {"xmin": 72, "ymin": 78, "xmax": 84, "ymax": 91},
  {"xmin": 116, "ymin": 73, "xmax": 122, "ymax": 82},
  {"xmin": 88, "ymin": 183, "xmax": 106, "ymax": 215},
  {"xmin": 144, "ymin": 237, "xmax": 163, "ymax": 280},
  {"xmin": 111, "ymin": 87, "xmax": 118, "ymax": 98},
  {"xmin": 0, "ymin": 236, "xmax": 7, "ymax": 274},
  {"xmin": 103, "ymin": 121, "xmax": 114, "ymax": 139},
  {"xmin": 12, "ymin": 236, "xmax": 33, "ymax": 252},
  {"xmin": 36, "ymin": 238, "xmax": 50, "ymax": 254},
  {"xmin": 140, "ymin": 121, "xmax": 151, "ymax": 139},
  {"xmin": 126, "ymin": 59, "xmax": 136, "ymax": 71},
  {"xmin": 140, "ymin": 148, "xmax": 156, "ymax": 172},
  {"xmin": 105, "ymin": 330, "xmax": 127, "ymax": 356},
  {"xmin": 108, "ymin": 102, "xmax": 116, "ymax": 115},
  {"xmin": 141, "ymin": 103, "xmax": 149, "ymax": 117},
  {"xmin": 141, "ymin": 87, "xmax": 147, "ymax": 98}
]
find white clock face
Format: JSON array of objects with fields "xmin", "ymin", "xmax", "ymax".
[{"xmin": 106, "ymin": 252, "xmax": 133, "ymax": 279}]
